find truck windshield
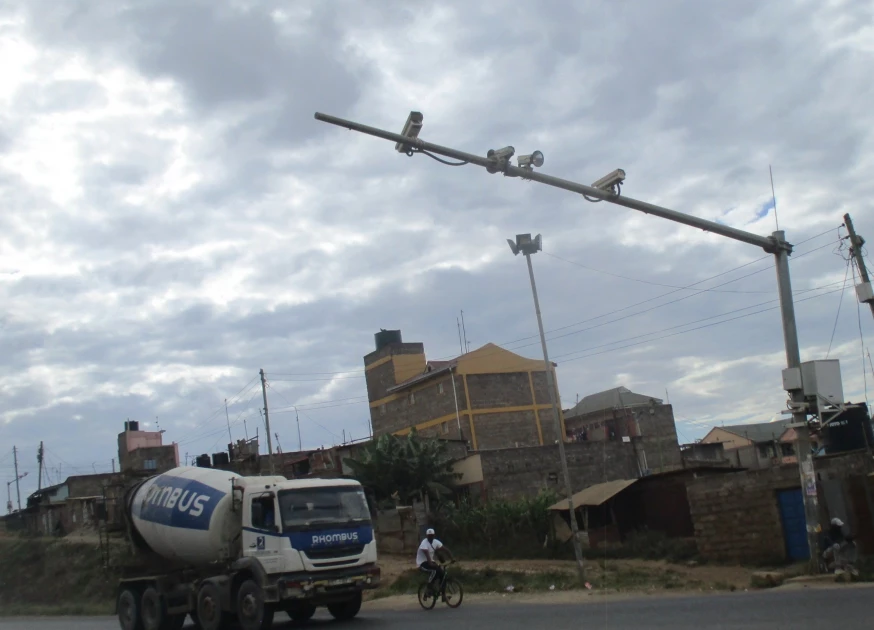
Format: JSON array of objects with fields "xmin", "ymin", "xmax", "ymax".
[{"xmin": 278, "ymin": 487, "xmax": 371, "ymax": 529}]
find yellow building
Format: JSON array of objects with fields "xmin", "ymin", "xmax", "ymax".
[{"xmin": 363, "ymin": 330, "xmax": 566, "ymax": 450}]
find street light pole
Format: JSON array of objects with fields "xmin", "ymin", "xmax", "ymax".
[
  {"xmin": 315, "ymin": 110, "xmax": 823, "ymax": 569},
  {"xmin": 509, "ymin": 233, "xmax": 586, "ymax": 582}
]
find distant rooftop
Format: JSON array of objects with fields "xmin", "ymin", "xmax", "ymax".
[
  {"xmin": 718, "ymin": 419, "xmax": 794, "ymax": 443},
  {"xmin": 566, "ymin": 386, "xmax": 663, "ymax": 418}
]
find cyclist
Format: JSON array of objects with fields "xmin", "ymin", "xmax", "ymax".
[{"xmin": 416, "ymin": 528, "xmax": 455, "ymax": 586}]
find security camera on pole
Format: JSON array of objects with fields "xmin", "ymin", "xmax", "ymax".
[
  {"xmin": 315, "ymin": 109, "xmax": 824, "ymax": 571},
  {"xmin": 507, "ymin": 233, "xmax": 586, "ymax": 582}
]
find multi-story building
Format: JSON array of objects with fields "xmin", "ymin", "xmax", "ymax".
[
  {"xmin": 698, "ymin": 419, "xmax": 797, "ymax": 469},
  {"xmin": 117, "ymin": 420, "xmax": 179, "ymax": 475},
  {"xmin": 363, "ymin": 330, "xmax": 567, "ymax": 450},
  {"xmin": 563, "ymin": 386, "xmax": 683, "ymax": 474}
]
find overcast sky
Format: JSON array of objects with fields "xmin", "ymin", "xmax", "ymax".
[{"xmin": 1, "ymin": 0, "xmax": 873, "ymax": 501}]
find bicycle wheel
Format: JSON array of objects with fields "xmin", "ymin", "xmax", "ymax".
[
  {"xmin": 443, "ymin": 578, "xmax": 464, "ymax": 608},
  {"xmin": 418, "ymin": 583, "xmax": 438, "ymax": 610}
]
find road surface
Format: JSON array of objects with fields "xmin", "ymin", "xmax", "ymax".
[{"xmin": 1, "ymin": 586, "xmax": 871, "ymax": 629}]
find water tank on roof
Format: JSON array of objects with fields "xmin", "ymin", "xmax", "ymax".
[
  {"xmin": 375, "ymin": 329, "xmax": 402, "ymax": 351},
  {"xmin": 211, "ymin": 452, "xmax": 230, "ymax": 468},
  {"xmin": 825, "ymin": 403, "xmax": 874, "ymax": 454},
  {"xmin": 195, "ymin": 454, "xmax": 211, "ymax": 468},
  {"xmin": 129, "ymin": 420, "xmax": 140, "ymax": 432}
]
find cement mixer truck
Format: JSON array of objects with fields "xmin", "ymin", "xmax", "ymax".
[{"xmin": 116, "ymin": 466, "xmax": 380, "ymax": 630}]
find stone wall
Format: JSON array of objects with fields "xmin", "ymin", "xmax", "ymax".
[{"xmin": 478, "ymin": 440, "xmax": 639, "ymax": 502}]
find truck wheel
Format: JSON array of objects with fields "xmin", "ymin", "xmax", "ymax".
[
  {"xmin": 285, "ymin": 601, "xmax": 316, "ymax": 621},
  {"xmin": 236, "ymin": 579, "xmax": 273, "ymax": 630},
  {"xmin": 326, "ymin": 592, "xmax": 362, "ymax": 621},
  {"xmin": 118, "ymin": 588, "xmax": 144, "ymax": 630},
  {"xmin": 196, "ymin": 583, "xmax": 227, "ymax": 630},
  {"xmin": 140, "ymin": 587, "xmax": 167, "ymax": 630}
]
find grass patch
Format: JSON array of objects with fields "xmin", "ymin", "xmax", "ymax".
[{"xmin": 0, "ymin": 538, "xmax": 118, "ymax": 616}]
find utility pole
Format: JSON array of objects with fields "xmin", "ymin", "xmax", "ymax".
[
  {"xmin": 259, "ymin": 369, "xmax": 275, "ymax": 475},
  {"xmin": 224, "ymin": 398, "xmax": 233, "ymax": 445},
  {"xmin": 315, "ymin": 110, "xmax": 826, "ymax": 570},
  {"xmin": 843, "ymin": 213, "xmax": 874, "ymax": 320},
  {"xmin": 37, "ymin": 441, "xmax": 44, "ymax": 491},
  {"xmin": 295, "ymin": 407, "xmax": 302, "ymax": 452},
  {"xmin": 508, "ymin": 233, "xmax": 586, "ymax": 582},
  {"xmin": 13, "ymin": 446, "xmax": 21, "ymax": 512}
]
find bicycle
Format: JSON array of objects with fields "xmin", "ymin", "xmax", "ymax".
[{"xmin": 418, "ymin": 560, "xmax": 463, "ymax": 610}]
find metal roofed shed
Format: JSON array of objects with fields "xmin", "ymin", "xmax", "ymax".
[{"xmin": 548, "ymin": 479, "xmax": 638, "ymax": 511}]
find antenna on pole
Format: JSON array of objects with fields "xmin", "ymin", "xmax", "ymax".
[
  {"xmin": 769, "ymin": 165, "xmax": 779, "ymax": 231},
  {"xmin": 224, "ymin": 398, "xmax": 233, "ymax": 444},
  {"xmin": 461, "ymin": 310, "xmax": 470, "ymax": 353},
  {"xmin": 457, "ymin": 317, "xmax": 464, "ymax": 356}
]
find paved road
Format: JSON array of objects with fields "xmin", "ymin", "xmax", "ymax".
[{"xmin": 1, "ymin": 586, "xmax": 871, "ymax": 629}]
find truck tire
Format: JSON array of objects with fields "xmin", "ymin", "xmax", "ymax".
[
  {"xmin": 236, "ymin": 579, "xmax": 274, "ymax": 630},
  {"xmin": 196, "ymin": 582, "xmax": 228, "ymax": 630},
  {"xmin": 326, "ymin": 592, "xmax": 362, "ymax": 621},
  {"xmin": 118, "ymin": 588, "xmax": 144, "ymax": 630},
  {"xmin": 140, "ymin": 587, "xmax": 167, "ymax": 630},
  {"xmin": 285, "ymin": 601, "xmax": 316, "ymax": 621}
]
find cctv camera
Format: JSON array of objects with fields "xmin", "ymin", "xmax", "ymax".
[
  {"xmin": 591, "ymin": 169, "xmax": 626, "ymax": 191},
  {"xmin": 487, "ymin": 146, "xmax": 515, "ymax": 160},
  {"xmin": 395, "ymin": 111, "xmax": 424, "ymax": 153},
  {"xmin": 517, "ymin": 151, "xmax": 544, "ymax": 169}
]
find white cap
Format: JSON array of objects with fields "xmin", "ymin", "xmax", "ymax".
[
  {"xmin": 831, "ymin": 518, "xmax": 844, "ymax": 527},
  {"xmin": 426, "ymin": 528, "xmax": 435, "ymax": 536}
]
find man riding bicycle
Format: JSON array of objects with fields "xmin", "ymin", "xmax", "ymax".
[{"xmin": 417, "ymin": 528, "xmax": 455, "ymax": 585}]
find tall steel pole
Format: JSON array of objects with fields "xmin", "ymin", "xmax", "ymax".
[
  {"xmin": 512, "ymin": 237, "xmax": 586, "ymax": 581},
  {"xmin": 259, "ymin": 369, "xmax": 276, "ymax": 475},
  {"xmin": 316, "ymin": 111, "xmax": 824, "ymax": 569},
  {"xmin": 773, "ymin": 231, "xmax": 819, "ymax": 571}
]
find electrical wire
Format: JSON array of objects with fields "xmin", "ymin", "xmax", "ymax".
[
  {"xmin": 413, "ymin": 149, "xmax": 469, "ymax": 166},
  {"xmin": 542, "ymin": 251, "xmax": 774, "ymax": 294},
  {"xmin": 826, "ymin": 258, "xmax": 852, "ymax": 358},
  {"xmin": 557, "ymin": 285, "xmax": 847, "ymax": 365}
]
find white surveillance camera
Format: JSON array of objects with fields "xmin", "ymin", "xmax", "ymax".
[
  {"xmin": 517, "ymin": 151, "xmax": 544, "ymax": 169},
  {"xmin": 395, "ymin": 111, "xmax": 424, "ymax": 153},
  {"xmin": 591, "ymin": 169, "xmax": 626, "ymax": 191},
  {"xmin": 487, "ymin": 146, "xmax": 515, "ymax": 160}
]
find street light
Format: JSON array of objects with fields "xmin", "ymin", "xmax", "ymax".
[
  {"xmin": 6, "ymin": 472, "xmax": 27, "ymax": 514},
  {"xmin": 508, "ymin": 233, "xmax": 586, "ymax": 582}
]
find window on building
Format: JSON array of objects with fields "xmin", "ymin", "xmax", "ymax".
[
  {"xmin": 758, "ymin": 445, "xmax": 775, "ymax": 459},
  {"xmin": 781, "ymin": 443, "xmax": 795, "ymax": 457},
  {"xmin": 143, "ymin": 459, "xmax": 157, "ymax": 470},
  {"xmin": 438, "ymin": 382, "xmax": 444, "ymax": 395},
  {"xmin": 441, "ymin": 421, "xmax": 449, "ymax": 435},
  {"xmin": 410, "ymin": 392, "xmax": 416, "ymax": 405}
]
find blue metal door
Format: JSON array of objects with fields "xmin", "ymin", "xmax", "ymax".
[{"xmin": 778, "ymin": 488, "xmax": 810, "ymax": 561}]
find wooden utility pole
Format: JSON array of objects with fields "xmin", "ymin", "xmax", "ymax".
[
  {"xmin": 13, "ymin": 446, "xmax": 21, "ymax": 512},
  {"xmin": 37, "ymin": 441, "xmax": 44, "ymax": 490},
  {"xmin": 844, "ymin": 213, "xmax": 874, "ymax": 320},
  {"xmin": 259, "ymin": 369, "xmax": 275, "ymax": 475}
]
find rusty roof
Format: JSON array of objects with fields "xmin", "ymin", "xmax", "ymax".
[{"xmin": 547, "ymin": 478, "xmax": 638, "ymax": 511}]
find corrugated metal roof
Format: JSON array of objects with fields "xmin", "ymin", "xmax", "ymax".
[
  {"xmin": 547, "ymin": 478, "xmax": 638, "ymax": 511},
  {"xmin": 720, "ymin": 419, "xmax": 793, "ymax": 443},
  {"xmin": 565, "ymin": 386, "xmax": 661, "ymax": 418}
]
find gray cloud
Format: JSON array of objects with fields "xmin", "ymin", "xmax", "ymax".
[{"xmin": 2, "ymin": 0, "xmax": 873, "ymax": 498}]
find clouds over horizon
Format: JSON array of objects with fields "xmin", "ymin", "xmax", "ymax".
[{"xmin": 2, "ymin": 0, "xmax": 873, "ymax": 497}]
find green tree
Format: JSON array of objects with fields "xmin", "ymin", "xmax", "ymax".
[{"xmin": 346, "ymin": 429, "xmax": 460, "ymax": 505}]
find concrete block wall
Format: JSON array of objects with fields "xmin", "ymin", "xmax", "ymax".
[
  {"xmin": 636, "ymin": 404, "xmax": 683, "ymax": 473},
  {"xmin": 687, "ymin": 465, "xmax": 800, "ymax": 563},
  {"xmin": 479, "ymin": 440, "xmax": 639, "ymax": 502}
]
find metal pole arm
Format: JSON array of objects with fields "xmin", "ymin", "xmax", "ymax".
[{"xmin": 314, "ymin": 112, "xmax": 785, "ymax": 253}]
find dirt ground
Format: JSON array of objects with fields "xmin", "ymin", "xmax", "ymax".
[{"xmin": 374, "ymin": 553, "xmax": 759, "ymax": 592}]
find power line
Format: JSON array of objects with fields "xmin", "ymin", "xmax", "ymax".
[
  {"xmin": 542, "ymin": 250, "xmax": 774, "ymax": 294},
  {"xmin": 826, "ymin": 258, "xmax": 852, "ymax": 358},
  {"xmin": 557, "ymin": 285, "xmax": 846, "ymax": 365}
]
